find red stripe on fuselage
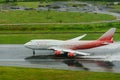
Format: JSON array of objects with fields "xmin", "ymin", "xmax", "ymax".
[{"xmin": 71, "ymin": 41, "xmax": 106, "ymax": 50}]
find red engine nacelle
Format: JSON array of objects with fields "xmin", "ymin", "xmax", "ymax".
[
  {"xmin": 54, "ymin": 50, "xmax": 62, "ymax": 56},
  {"xmin": 67, "ymin": 52, "xmax": 75, "ymax": 57}
]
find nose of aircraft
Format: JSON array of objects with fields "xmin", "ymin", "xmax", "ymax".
[
  {"xmin": 24, "ymin": 42, "xmax": 30, "ymax": 48},
  {"xmin": 24, "ymin": 41, "xmax": 36, "ymax": 49},
  {"xmin": 24, "ymin": 43, "xmax": 27, "ymax": 47}
]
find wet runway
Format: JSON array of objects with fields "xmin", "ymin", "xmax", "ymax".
[{"xmin": 0, "ymin": 43, "xmax": 120, "ymax": 73}]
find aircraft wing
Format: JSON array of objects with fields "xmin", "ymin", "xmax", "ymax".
[
  {"xmin": 49, "ymin": 47, "xmax": 89, "ymax": 56},
  {"xmin": 67, "ymin": 34, "xmax": 87, "ymax": 41}
]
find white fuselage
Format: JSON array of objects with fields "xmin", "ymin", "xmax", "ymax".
[{"xmin": 24, "ymin": 39, "xmax": 106, "ymax": 50}]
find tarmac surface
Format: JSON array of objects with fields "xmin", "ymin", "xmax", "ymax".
[{"xmin": 0, "ymin": 43, "xmax": 120, "ymax": 73}]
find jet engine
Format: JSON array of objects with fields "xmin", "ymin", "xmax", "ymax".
[
  {"xmin": 54, "ymin": 50, "xmax": 62, "ymax": 56},
  {"xmin": 67, "ymin": 52, "xmax": 75, "ymax": 57}
]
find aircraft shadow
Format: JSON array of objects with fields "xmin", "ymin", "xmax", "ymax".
[
  {"xmin": 25, "ymin": 54, "xmax": 76, "ymax": 59},
  {"xmin": 25, "ymin": 54, "xmax": 89, "ymax": 70},
  {"xmin": 25, "ymin": 54, "xmax": 114, "ymax": 71}
]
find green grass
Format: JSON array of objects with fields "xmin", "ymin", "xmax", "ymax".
[
  {"xmin": 0, "ymin": 22, "xmax": 120, "ymax": 32},
  {"xmin": 0, "ymin": 33, "xmax": 119, "ymax": 44},
  {"xmin": 15, "ymin": 2, "xmax": 40, "ymax": 8},
  {"xmin": 111, "ymin": 5, "xmax": 120, "ymax": 10},
  {"xmin": 0, "ymin": 10, "xmax": 116, "ymax": 24},
  {"xmin": 0, "ymin": 22, "xmax": 120, "ymax": 44},
  {"xmin": 15, "ymin": 2, "xmax": 51, "ymax": 8},
  {"xmin": 0, "ymin": 66, "xmax": 119, "ymax": 80},
  {"xmin": 0, "ymin": 33, "xmax": 90, "ymax": 44},
  {"xmin": 109, "ymin": 5, "xmax": 120, "ymax": 12},
  {"xmin": 0, "ymin": 0, "xmax": 4, "ymax": 3}
]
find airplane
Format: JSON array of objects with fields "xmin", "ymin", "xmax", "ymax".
[{"xmin": 24, "ymin": 28, "xmax": 116, "ymax": 57}]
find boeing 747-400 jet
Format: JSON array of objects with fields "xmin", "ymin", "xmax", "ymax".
[{"xmin": 24, "ymin": 28, "xmax": 116, "ymax": 57}]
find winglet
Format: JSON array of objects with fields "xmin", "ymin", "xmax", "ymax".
[
  {"xmin": 67, "ymin": 34, "xmax": 87, "ymax": 41},
  {"xmin": 98, "ymin": 28, "xmax": 116, "ymax": 43}
]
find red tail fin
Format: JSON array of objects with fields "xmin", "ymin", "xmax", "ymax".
[{"xmin": 98, "ymin": 28, "xmax": 116, "ymax": 43}]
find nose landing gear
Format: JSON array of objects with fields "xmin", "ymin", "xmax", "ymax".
[{"xmin": 33, "ymin": 50, "xmax": 35, "ymax": 56}]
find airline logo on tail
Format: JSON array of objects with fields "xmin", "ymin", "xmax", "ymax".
[{"xmin": 98, "ymin": 28, "xmax": 116, "ymax": 43}]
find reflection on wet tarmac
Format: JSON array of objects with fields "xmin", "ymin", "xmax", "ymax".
[
  {"xmin": 25, "ymin": 54, "xmax": 115, "ymax": 72},
  {"xmin": 0, "ymin": 44, "xmax": 120, "ymax": 73}
]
